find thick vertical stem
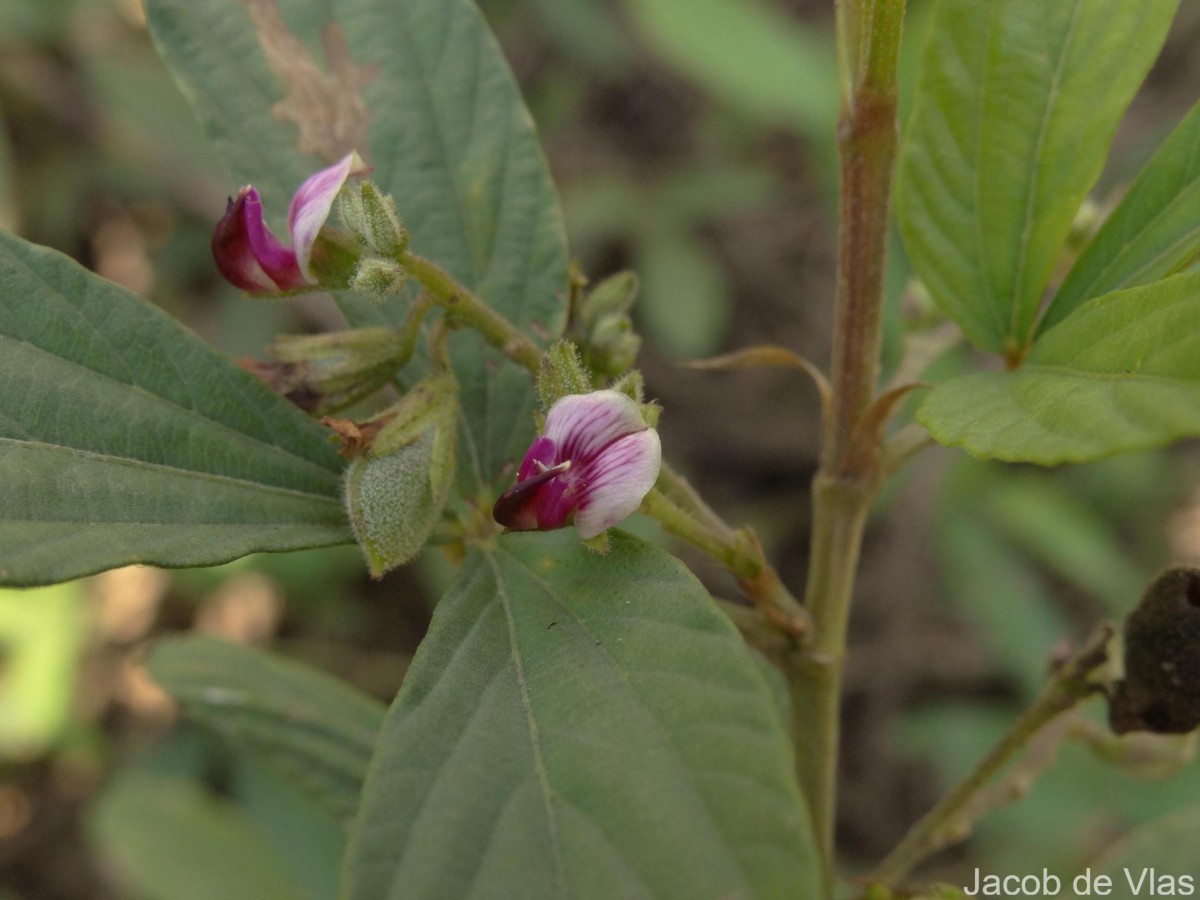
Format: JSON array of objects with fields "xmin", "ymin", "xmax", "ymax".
[
  {"xmin": 793, "ymin": 0, "xmax": 905, "ymax": 893},
  {"xmin": 791, "ymin": 474, "xmax": 874, "ymax": 881},
  {"xmin": 822, "ymin": 5, "xmax": 902, "ymax": 472}
]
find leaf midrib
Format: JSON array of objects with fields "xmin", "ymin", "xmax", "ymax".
[
  {"xmin": 1006, "ymin": 0, "xmax": 1084, "ymax": 341},
  {"xmin": 486, "ymin": 550, "xmax": 568, "ymax": 896},
  {"xmin": 0, "ymin": 335, "xmax": 343, "ymax": 490},
  {"xmin": 0, "ymin": 436, "xmax": 344, "ymax": 507},
  {"xmin": 497, "ymin": 543, "xmax": 763, "ymax": 892}
]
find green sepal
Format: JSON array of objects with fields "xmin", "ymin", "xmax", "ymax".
[
  {"xmin": 350, "ymin": 257, "xmax": 407, "ymax": 300},
  {"xmin": 306, "ymin": 229, "xmax": 362, "ymax": 292},
  {"xmin": 536, "ymin": 340, "xmax": 591, "ymax": 413},
  {"xmin": 269, "ymin": 325, "xmax": 421, "ymax": 415}
]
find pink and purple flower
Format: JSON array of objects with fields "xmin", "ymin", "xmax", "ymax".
[
  {"xmin": 493, "ymin": 390, "xmax": 661, "ymax": 539},
  {"xmin": 212, "ymin": 152, "xmax": 368, "ymax": 293}
]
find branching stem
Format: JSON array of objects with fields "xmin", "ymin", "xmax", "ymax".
[
  {"xmin": 869, "ymin": 626, "xmax": 1114, "ymax": 887},
  {"xmin": 402, "ymin": 247, "xmax": 810, "ymax": 638},
  {"xmin": 401, "ymin": 251, "xmax": 543, "ymax": 372}
]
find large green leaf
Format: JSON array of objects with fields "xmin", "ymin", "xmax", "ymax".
[
  {"xmin": 1041, "ymin": 100, "xmax": 1200, "ymax": 333},
  {"xmin": 342, "ymin": 530, "xmax": 819, "ymax": 899},
  {"xmin": 0, "ymin": 233, "xmax": 350, "ymax": 586},
  {"xmin": 146, "ymin": 635, "xmax": 386, "ymax": 823},
  {"xmin": 145, "ymin": 0, "xmax": 569, "ymax": 489},
  {"xmin": 897, "ymin": 0, "xmax": 1178, "ymax": 353},
  {"xmin": 917, "ymin": 272, "xmax": 1200, "ymax": 464}
]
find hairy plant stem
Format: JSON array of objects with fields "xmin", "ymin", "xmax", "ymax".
[
  {"xmin": 869, "ymin": 626, "xmax": 1114, "ymax": 887},
  {"xmin": 794, "ymin": 0, "xmax": 905, "ymax": 892},
  {"xmin": 641, "ymin": 485, "xmax": 812, "ymax": 639},
  {"xmin": 402, "ymin": 249, "xmax": 810, "ymax": 634},
  {"xmin": 400, "ymin": 251, "xmax": 543, "ymax": 372},
  {"xmin": 792, "ymin": 473, "xmax": 874, "ymax": 876}
]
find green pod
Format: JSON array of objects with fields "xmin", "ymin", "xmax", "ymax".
[{"xmin": 344, "ymin": 374, "xmax": 458, "ymax": 577}]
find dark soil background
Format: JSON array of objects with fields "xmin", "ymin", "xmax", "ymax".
[{"xmin": 2, "ymin": 0, "xmax": 1200, "ymax": 897}]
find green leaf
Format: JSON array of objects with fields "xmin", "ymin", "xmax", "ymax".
[
  {"xmin": 90, "ymin": 773, "xmax": 309, "ymax": 900},
  {"xmin": 342, "ymin": 530, "xmax": 819, "ymax": 899},
  {"xmin": 638, "ymin": 232, "xmax": 731, "ymax": 359},
  {"xmin": 146, "ymin": 0, "xmax": 570, "ymax": 489},
  {"xmin": 146, "ymin": 635, "xmax": 386, "ymax": 823},
  {"xmin": 623, "ymin": 0, "xmax": 838, "ymax": 143},
  {"xmin": 0, "ymin": 233, "xmax": 350, "ymax": 587},
  {"xmin": 1092, "ymin": 805, "xmax": 1200, "ymax": 899},
  {"xmin": 897, "ymin": 0, "xmax": 1178, "ymax": 353},
  {"xmin": 232, "ymin": 757, "xmax": 348, "ymax": 900},
  {"xmin": 1042, "ymin": 100, "xmax": 1200, "ymax": 333},
  {"xmin": 530, "ymin": 0, "xmax": 632, "ymax": 73},
  {"xmin": 936, "ymin": 514, "xmax": 1072, "ymax": 698},
  {"xmin": 339, "ymin": 0, "xmax": 569, "ymax": 487},
  {"xmin": 978, "ymin": 476, "xmax": 1146, "ymax": 617},
  {"xmin": 144, "ymin": 0, "xmax": 320, "ymax": 224},
  {"xmin": 918, "ymin": 272, "xmax": 1200, "ymax": 464}
]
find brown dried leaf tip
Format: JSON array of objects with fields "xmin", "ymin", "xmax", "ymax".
[
  {"xmin": 321, "ymin": 414, "xmax": 395, "ymax": 460},
  {"xmin": 1109, "ymin": 567, "xmax": 1200, "ymax": 735}
]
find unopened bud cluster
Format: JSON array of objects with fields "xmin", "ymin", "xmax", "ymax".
[
  {"xmin": 572, "ymin": 271, "xmax": 642, "ymax": 378},
  {"xmin": 341, "ymin": 181, "xmax": 412, "ymax": 301}
]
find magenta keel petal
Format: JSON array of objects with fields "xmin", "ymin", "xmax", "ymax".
[
  {"xmin": 211, "ymin": 190, "xmax": 286, "ymax": 292},
  {"xmin": 517, "ymin": 436, "xmax": 558, "ymax": 481},
  {"xmin": 241, "ymin": 190, "xmax": 307, "ymax": 289},
  {"xmin": 212, "ymin": 187, "xmax": 306, "ymax": 292}
]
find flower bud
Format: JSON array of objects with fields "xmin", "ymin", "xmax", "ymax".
[
  {"xmin": 574, "ymin": 271, "xmax": 642, "ymax": 377},
  {"xmin": 350, "ymin": 257, "xmax": 408, "ymax": 300},
  {"xmin": 212, "ymin": 152, "xmax": 369, "ymax": 295},
  {"xmin": 493, "ymin": 389, "xmax": 661, "ymax": 540},
  {"xmin": 344, "ymin": 374, "xmax": 458, "ymax": 577},
  {"xmin": 342, "ymin": 181, "xmax": 409, "ymax": 258},
  {"xmin": 581, "ymin": 271, "xmax": 638, "ymax": 323}
]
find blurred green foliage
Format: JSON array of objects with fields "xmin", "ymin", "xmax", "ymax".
[
  {"xmin": 89, "ymin": 729, "xmax": 344, "ymax": 900},
  {"xmin": 901, "ymin": 450, "xmax": 1200, "ymax": 878},
  {"xmin": 0, "ymin": 584, "xmax": 86, "ymax": 759}
]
